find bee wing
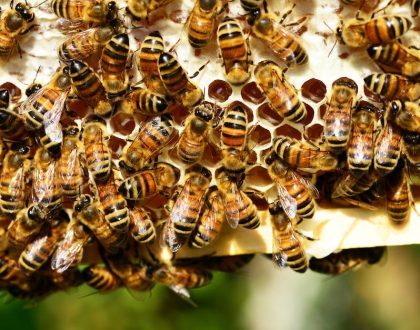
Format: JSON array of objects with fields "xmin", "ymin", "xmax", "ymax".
[
  {"xmin": 270, "ymin": 23, "xmax": 303, "ymax": 65},
  {"xmin": 21, "ymin": 234, "xmax": 49, "ymax": 266},
  {"xmin": 290, "ymin": 170, "xmax": 320, "ymax": 199},
  {"xmin": 160, "ymin": 220, "xmax": 182, "ymax": 253},
  {"xmin": 220, "ymin": 182, "xmax": 243, "ymax": 229},
  {"xmin": 375, "ymin": 124, "xmax": 393, "ymax": 160},
  {"xmin": 271, "ymin": 211, "xmax": 289, "ymax": 268},
  {"xmin": 5, "ymin": 167, "xmax": 24, "ymax": 201},
  {"xmin": 61, "ymin": 148, "xmax": 78, "ymax": 183},
  {"xmin": 169, "ymin": 285, "xmax": 198, "ymax": 307},
  {"xmin": 32, "ymin": 161, "xmax": 56, "ymax": 207},
  {"xmin": 43, "ymin": 91, "xmax": 68, "ymax": 143},
  {"xmin": 275, "ymin": 183, "xmax": 297, "ymax": 220},
  {"xmin": 51, "ymin": 229, "xmax": 84, "ymax": 273},
  {"xmin": 18, "ymin": 85, "xmax": 47, "ymax": 119},
  {"xmin": 56, "ymin": 18, "xmax": 90, "ymax": 34}
]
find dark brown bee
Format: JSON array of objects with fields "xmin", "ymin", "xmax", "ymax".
[
  {"xmin": 403, "ymin": 131, "xmax": 420, "ymax": 166},
  {"xmin": 388, "ymin": 100, "xmax": 420, "ymax": 134},
  {"xmin": 364, "ymin": 73, "xmax": 420, "ymax": 102},
  {"xmin": 332, "ymin": 169, "xmax": 379, "ymax": 198},
  {"xmin": 240, "ymin": 0, "xmax": 263, "ymax": 12},
  {"xmin": 374, "ymin": 121, "xmax": 402, "ymax": 177},
  {"xmin": 254, "ymin": 60, "xmax": 307, "ymax": 123},
  {"xmin": 0, "ymin": 256, "xmax": 29, "ymax": 291},
  {"xmin": 0, "ymin": 89, "xmax": 27, "ymax": 141},
  {"xmin": 129, "ymin": 207, "xmax": 156, "ymax": 244},
  {"xmin": 127, "ymin": 0, "xmax": 174, "ymax": 21},
  {"xmin": 413, "ymin": 0, "xmax": 420, "ymax": 16},
  {"xmin": 386, "ymin": 163, "xmax": 411, "ymax": 224},
  {"xmin": 121, "ymin": 88, "xmax": 169, "ymax": 116},
  {"xmin": 151, "ymin": 265, "xmax": 212, "ymax": 291},
  {"xmin": 83, "ymin": 265, "xmax": 120, "ymax": 292},
  {"xmin": 217, "ymin": 16, "xmax": 251, "ymax": 85}
]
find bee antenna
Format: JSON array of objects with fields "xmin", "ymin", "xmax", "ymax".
[
  {"xmin": 32, "ymin": 0, "xmax": 48, "ymax": 8},
  {"xmin": 263, "ymin": 0, "xmax": 268, "ymax": 13},
  {"xmin": 323, "ymin": 21, "xmax": 334, "ymax": 33},
  {"xmin": 328, "ymin": 38, "xmax": 338, "ymax": 58},
  {"xmin": 190, "ymin": 60, "xmax": 209, "ymax": 79},
  {"xmin": 10, "ymin": 0, "xmax": 14, "ymax": 9}
]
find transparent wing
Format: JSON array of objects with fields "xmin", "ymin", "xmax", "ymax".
[
  {"xmin": 290, "ymin": 170, "xmax": 320, "ymax": 199},
  {"xmin": 61, "ymin": 148, "xmax": 78, "ymax": 184},
  {"xmin": 169, "ymin": 285, "xmax": 198, "ymax": 307},
  {"xmin": 18, "ymin": 85, "xmax": 48, "ymax": 123},
  {"xmin": 22, "ymin": 235, "xmax": 49, "ymax": 267},
  {"xmin": 32, "ymin": 161, "xmax": 56, "ymax": 207},
  {"xmin": 6, "ymin": 167, "xmax": 24, "ymax": 201},
  {"xmin": 60, "ymin": 28, "xmax": 99, "ymax": 57},
  {"xmin": 271, "ymin": 210, "xmax": 289, "ymax": 268},
  {"xmin": 221, "ymin": 181, "xmax": 244, "ymax": 229},
  {"xmin": 51, "ymin": 226, "xmax": 84, "ymax": 273},
  {"xmin": 276, "ymin": 183, "xmax": 297, "ymax": 220},
  {"xmin": 271, "ymin": 69, "xmax": 295, "ymax": 111},
  {"xmin": 55, "ymin": 18, "xmax": 91, "ymax": 34},
  {"xmin": 43, "ymin": 91, "xmax": 68, "ymax": 143},
  {"xmin": 270, "ymin": 22, "xmax": 303, "ymax": 65}
]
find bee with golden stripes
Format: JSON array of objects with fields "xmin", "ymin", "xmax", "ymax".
[
  {"xmin": 158, "ymin": 52, "xmax": 203, "ymax": 108},
  {"xmin": 137, "ymin": 31, "xmax": 166, "ymax": 95},
  {"xmin": 266, "ymin": 152, "xmax": 318, "ymax": 221},
  {"xmin": 386, "ymin": 162, "xmax": 411, "ymax": 224},
  {"xmin": 388, "ymin": 100, "xmax": 420, "ymax": 134},
  {"xmin": 82, "ymin": 116, "xmax": 112, "ymax": 182},
  {"xmin": 18, "ymin": 213, "xmax": 68, "ymax": 274},
  {"xmin": 269, "ymin": 202, "xmax": 308, "ymax": 273},
  {"xmin": 163, "ymin": 165, "xmax": 212, "ymax": 252},
  {"xmin": 216, "ymin": 171, "xmax": 260, "ymax": 229},
  {"xmin": 83, "ymin": 265, "xmax": 120, "ymax": 292},
  {"xmin": 177, "ymin": 102, "xmax": 215, "ymax": 164},
  {"xmin": 337, "ymin": 16, "xmax": 412, "ymax": 48},
  {"xmin": 254, "ymin": 61, "xmax": 307, "ymax": 123},
  {"xmin": 189, "ymin": 186, "xmax": 225, "ymax": 249},
  {"xmin": 248, "ymin": 10, "xmax": 307, "ymax": 66},
  {"xmin": 367, "ymin": 42, "xmax": 420, "ymax": 79},
  {"xmin": 74, "ymin": 194, "xmax": 126, "ymax": 252},
  {"xmin": 126, "ymin": 0, "xmax": 174, "ymax": 21},
  {"xmin": 129, "ymin": 207, "xmax": 156, "ymax": 244},
  {"xmin": 188, "ymin": 0, "xmax": 223, "ymax": 49},
  {"xmin": 0, "ymin": 256, "xmax": 29, "ymax": 291},
  {"xmin": 332, "ymin": 169, "xmax": 379, "ymax": 198},
  {"xmin": 58, "ymin": 125, "xmax": 85, "ymax": 198},
  {"xmin": 31, "ymin": 147, "xmax": 63, "ymax": 218},
  {"xmin": 118, "ymin": 162, "xmax": 180, "ymax": 200},
  {"xmin": 413, "ymin": 0, "xmax": 420, "ymax": 16},
  {"xmin": 0, "ymin": 89, "xmax": 27, "ymax": 141},
  {"xmin": 121, "ymin": 88, "xmax": 169, "ymax": 116},
  {"xmin": 217, "ymin": 16, "xmax": 251, "ymax": 85},
  {"xmin": 347, "ymin": 102, "xmax": 376, "ymax": 178},
  {"xmin": 323, "ymin": 77, "xmax": 358, "ymax": 153},
  {"xmin": 273, "ymin": 136, "xmax": 338, "ymax": 172},
  {"xmin": 0, "ymin": 1, "xmax": 36, "ymax": 57},
  {"xmin": 69, "ymin": 59, "xmax": 113, "ymax": 117},
  {"xmin": 0, "ymin": 144, "xmax": 31, "ymax": 216},
  {"xmin": 100, "ymin": 33, "xmax": 130, "ymax": 99},
  {"xmin": 240, "ymin": 0, "xmax": 263, "ymax": 12},
  {"xmin": 364, "ymin": 73, "xmax": 420, "ymax": 102},
  {"xmin": 403, "ymin": 131, "xmax": 420, "ymax": 166},
  {"xmin": 120, "ymin": 114, "xmax": 176, "ymax": 172},
  {"xmin": 94, "ymin": 172, "xmax": 130, "ymax": 232}
]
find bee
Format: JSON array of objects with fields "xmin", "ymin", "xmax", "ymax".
[
  {"xmin": 266, "ymin": 152, "xmax": 318, "ymax": 220},
  {"xmin": 347, "ymin": 102, "xmax": 376, "ymax": 178},
  {"xmin": 151, "ymin": 265, "xmax": 212, "ymax": 291},
  {"xmin": 137, "ymin": 31, "xmax": 166, "ymax": 95},
  {"xmin": 0, "ymin": 89, "xmax": 27, "ymax": 141},
  {"xmin": 254, "ymin": 60, "xmax": 307, "ymax": 123},
  {"xmin": 403, "ymin": 130, "xmax": 420, "ymax": 166},
  {"xmin": 118, "ymin": 162, "xmax": 180, "ymax": 200},
  {"xmin": 366, "ymin": 42, "xmax": 420, "ymax": 79},
  {"xmin": 388, "ymin": 100, "xmax": 420, "ymax": 134},
  {"xmin": 339, "ymin": 0, "xmax": 379, "ymax": 11},
  {"xmin": 121, "ymin": 88, "xmax": 169, "ymax": 116},
  {"xmin": 188, "ymin": 0, "xmax": 223, "ymax": 49},
  {"xmin": 95, "ymin": 172, "xmax": 130, "ymax": 232},
  {"xmin": 364, "ymin": 73, "xmax": 420, "ymax": 102},
  {"xmin": 158, "ymin": 52, "xmax": 203, "ymax": 108},
  {"xmin": 189, "ymin": 186, "xmax": 225, "ymax": 249},
  {"xmin": 240, "ymin": 0, "xmax": 263, "ymax": 12},
  {"xmin": 0, "ymin": 2, "xmax": 36, "ymax": 57},
  {"xmin": 82, "ymin": 116, "xmax": 112, "ymax": 182},
  {"xmin": 269, "ymin": 202, "xmax": 308, "ymax": 273},
  {"xmin": 100, "ymin": 33, "xmax": 130, "ymax": 99},
  {"xmin": 164, "ymin": 165, "xmax": 212, "ymax": 252},
  {"xmin": 126, "ymin": 0, "xmax": 174, "ymax": 21},
  {"xmin": 69, "ymin": 59, "xmax": 113, "ymax": 117},
  {"xmin": 273, "ymin": 136, "xmax": 338, "ymax": 172},
  {"xmin": 177, "ymin": 102, "xmax": 215, "ymax": 164},
  {"xmin": 248, "ymin": 11, "xmax": 307, "ymax": 65},
  {"xmin": 216, "ymin": 171, "xmax": 260, "ymax": 229},
  {"xmin": 129, "ymin": 207, "xmax": 156, "ymax": 244},
  {"xmin": 177, "ymin": 254, "xmax": 255, "ymax": 272},
  {"xmin": 217, "ymin": 16, "xmax": 251, "ymax": 85},
  {"xmin": 413, "ymin": 0, "xmax": 420, "ymax": 16},
  {"xmin": 0, "ymin": 144, "xmax": 31, "ymax": 216},
  {"xmin": 82, "ymin": 265, "xmax": 120, "ymax": 292},
  {"xmin": 337, "ymin": 16, "xmax": 412, "ymax": 48},
  {"xmin": 309, "ymin": 247, "xmax": 386, "ymax": 275},
  {"xmin": 332, "ymin": 169, "xmax": 379, "ymax": 198},
  {"xmin": 58, "ymin": 126, "xmax": 85, "ymax": 198},
  {"xmin": 120, "ymin": 114, "xmax": 176, "ymax": 172},
  {"xmin": 323, "ymin": 77, "xmax": 358, "ymax": 153},
  {"xmin": 386, "ymin": 163, "xmax": 411, "ymax": 224},
  {"xmin": 32, "ymin": 147, "xmax": 63, "ymax": 218},
  {"xmin": 74, "ymin": 194, "xmax": 126, "ymax": 252},
  {"xmin": 0, "ymin": 256, "xmax": 29, "ymax": 291},
  {"xmin": 18, "ymin": 213, "xmax": 68, "ymax": 274}
]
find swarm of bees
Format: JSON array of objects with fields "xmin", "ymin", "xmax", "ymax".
[{"xmin": 0, "ymin": 0, "xmax": 418, "ymax": 302}]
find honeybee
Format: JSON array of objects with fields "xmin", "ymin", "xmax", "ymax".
[
  {"xmin": 240, "ymin": 0, "xmax": 263, "ymax": 12},
  {"xmin": 118, "ymin": 162, "xmax": 180, "ymax": 200},
  {"xmin": 0, "ymin": 89, "xmax": 27, "ymax": 141},
  {"xmin": 83, "ymin": 265, "xmax": 120, "ymax": 292},
  {"xmin": 163, "ymin": 165, "xmax": 212, "ymax": 252},
  {"xmin": 266, "ymin": 152, "xmax": 318, "ymax": 220},
  {"xmin": 248, "ymin": 10, "xmax": 307, "ymax": 65},
  {"xmin": 309, "ymin": 247, "xmax": 386, "ymax": 275},
  {"xmin": 120, "ymin": 114, "xmax": 176, "ymax": 172},
  {"xmin": 177, "ymin": 102, "xmax": 215, "ymax": 164},
  {"xmin": 386, "ymin": 163, "xmax": 411, "ymax": 224},
  {"xmin": 126, "ymin": 0, "xmax": 174, "ymax": 21},
  {"xmin": 216, "ymin": 171, "xmax": 260, "ymax": 229},
  {"xmin": 273, "ymin": 136, "xmax": 338, "ymax": 172},
  {"xmin": 82, "ymin": 116, "xmax": 112, "ymax": 182},
  {"xmin": 188, "ymin": 0, "xmax": 223, "ymax": 49},
  {"xmin": 58, "ymin": 125, "xmax": 85, "ymax": 198},
  {"xmin": 74, "ymin": 194, "xmax": 126, "ymax": 252},
  {"xmin": 121, "ymin": 88, "xmax": 169, "ymax": 116},
  {"xmin": 364, "ymin": 73, "xmax": 420, "ymax": 102},
  {"xmin": 94, "ymin": 172, "xmax": 130, "ymax": 232},
  {"xmin": 0, "ymin": 2, "xmax": 36, "ymax": 57},
  {"xmin": 176, "ymin": 254, "xmax": 255, "ymax": 272},
  {"xmin": 367, "ymin": 42, "xmax": 420, "ymax": 79},
  {"xmin": 129, "ymin": 207, "xmax": 156, "ymax": 244},
  {"xmin": 403, "ymin": 130, "xmax": 420, "ymax": 166},
  {"xmin": 189, "ymin": 186, "xmax": 225, "ymax": 249},
  {"xmin": 0, "ymin": 144, "xmax": 31, "ymax": 216},
  {"xmin": 388, "ymin": 100, "xmax": 420, "ymax": 134},
  {"xmin": 269, "ymin": 202, "xmax": 308, "ymax": 273},
  {"xmin": 32, "ymin": 147, "xmax": 63, "ymax": 218},
  {"xmin": 158, "ymin": 52, "xmax": 203, "ymax": 108},
  {"xmin": 347, "ymin": 102, "xmax": 376, "ymax": 178},
  {"xmin": 100, "ymin": 33, "xmax": 130, "ymax": 99},
  {"xmin": 18, "ymin": 213, "xmax": 68, "ymax": 274},
  {"xmin": 69, "ymin": 59, "xmax": 113, "ymax": 117},
  {"xmin": 254, "ymin": 60, "xmax": 307, "ymax": 123},
  {"xmin": 339, "ymin": 0, "xmax": 379, "ymax": 12},
  {"xmin": 323, "ymin": 77, "xmax": 358, "ymax": 153},
  {"xmin": 413, "ymin": 0, "xmax": 420, "ymax": 16},
  {"xmin": 0, "ymin": 256, "xmax": 29, "ymax": 291},
  {"xmin": 217, "ymin": 16, "xmax": 251, "ymax": 85},
  {"xmin": 332, "ymin": 169, "xmax": 379, "ymax": 198},
  {"xmin": 337, "ymin": 16, "xmax": 412, "ymax": 48}
]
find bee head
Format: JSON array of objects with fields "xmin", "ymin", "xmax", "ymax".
[
  {"xmin": 25, "ymin": 83, "xmax": 42, "ymax": 97},
  {"xmin": 75, "ymin": 195, "xmax": 92, "ymax": 212},
  {"xmin": 0, "ymin": 89, "xmax": 10, "ymax": 103},
  {"xmin": 15, "ymin": 2, "xmax": 34, "ymax": 22}
]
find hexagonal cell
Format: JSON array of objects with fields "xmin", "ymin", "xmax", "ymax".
[
  {"xmin": 301, "ymin": 78, "xmax": 327, "ymax": 103},
  {"xmin": 274, "ymin": 124, "xmax": 302, "ymax": 140},
  {"xmin": 66, "ymin": 99, "xmax": 90, "ymax": 119},
  {"xmin": 247, "ymin": 190, "xmax": 269, "ymax": 211},
  {"xmin": 257, "ymin": 102, "xmax": 284, "ymax": 126},
  {"xmin": 249, "ymin": 124, "xmax": 272, "ymax": 148},
  {"xmin": 246, "ymin": 165, "xmax": 272, "ymax": 187},
  {"xmin": 305, "ymin": 123, "xmax": 324, "ymax": 141},
  {"xmin": 319, "ymin": 104, "xmax": 327, "ymax": 119},
  {"xmin": 208, "ymin": 79, "xmax": 232, "ymax": 102},
  {"xmin": 201, "ymin": 143, "xmax": 223, "ymax": 167},
  {"xmin": 169, "ymin": 103, "xmax": 190, "ymax": 125},
  {"xmin": 0, "ymin": 82, "xmax": 21, "ymax": 103},
  {"xmin": 110, "ymin": 112, "xmax": 135, "ymax": 135},
  {"xmin": 300, "ymin": 103, "xmax": 315, "ymax": 126},
  {"xmin": 241, "ymin": 81, "xmax": 265, "ymax": 105},
  {"xmin": 108, "ymin": 135, "xmax": 127, "ymax": 159}
]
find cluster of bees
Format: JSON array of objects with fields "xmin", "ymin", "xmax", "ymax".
[{"xmin": 0, "ymin": 0, "xmax": 418, "ymax": 302}]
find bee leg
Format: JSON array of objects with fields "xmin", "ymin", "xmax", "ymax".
[
  {"xmin": 296, "ymin": 230, "xmax": 317, "ymax": 241},
  {"xmin": 189, "ymin": 60, "xmax": 210, "ymax": 79},
  {"xmin": 370, "ymin": 0, "xmax": 393, "ymax": 18},
  {"xmin": 279, "ymin": 3, "xmax": 296, "ymax": 25}
]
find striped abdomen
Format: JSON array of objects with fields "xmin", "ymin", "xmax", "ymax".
[
  {"xmin": 0, "ymin": 31, "xmax": 15, "ymax": 57},
  {"xmin": 324, "ymin": 100, "xmax": 353, "ymax": 151},
  {"xmin": 282, "ymin": 173, "xmax": 315, "ymax": 219},
  {"xmin": 58, "ymin": 148, "xmax": 84, "ymax": 197},
  {"xmin": 118, "ymin": 171, "xmax": 158, "ymax": 200},
  {"xmin": 58, "ymin": 29, "xmax": 99, "ymax": 62},
  {"xmin": 85, "ymin": 142, "xmax": 111, "ymax": 181},
  {"xmin": 51, "ymin": 0, "xmax": 92, "ymax": 20},
  {"xmin": 332, "ymin": 170, "xmax": 378, "ymax": 198},
  {"xmin": 129, "ymin": 207, "xmax": 156, "ymax": 243},
  {"xmin": 374, "ymin": 122, "xmax": 402, "ymax": 176},
  {"xmin": 221, "ymin": 105, "xmax": 248, "ymax": 150},
  {"xmin": 365, "ymin": 16, "xmax": 412, "ymax": 45},
  {"xmin": 188, "ymin": 0, "xmax": 219, "ymax": 48},
  {"xmin": 158, "ymin": 52, "xmax": 189, "ymax": 94},
  {"xmin": 126, "ymin": 88, "xmax": 168, "ymax": 115},
  {"xmin": 0, "ymin": 167, "xmax": 25, "ymax": 215},
  {"xmin": 138, "ymin": 31, "xmax": 164, "ymax": 78},
  {"xmin": 0, "ymin": 92, "xmax": 26, "ymax": 140},
  {"xmin": 83, "ymin": 265, "xmax": 120, "ymax": 292},
  {"xmin": 270, "ymin": 28, "xmax": 307, "ymax": 65},
  {"xmin": 364, "ymin": 73, "xmax": 408, "ymax": 101},
  {"xmin": 387, "ymin": 169, "xmax": 410, "ymax": 224}
]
